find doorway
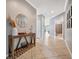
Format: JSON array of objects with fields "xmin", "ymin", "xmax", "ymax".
[{"xmin": 55, "ymin": 24, "xmax": 63, "ymax": 40}]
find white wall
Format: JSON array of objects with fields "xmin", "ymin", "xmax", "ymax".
[
  {"xmin": 36, "ymin": 15, "xmax": 45, "ymax": 40},
  {"xmin": 50, "ymin": 0, "xmax": 72, "ymax": 55},
  {"xmin": 64, "ymin": 0, "xmax": 72, "ymax": 54},
  {"xmin": 50, "ymin": 13, "xmax": 64, "ymax": 39},
  {"xmin": 6, "ymin": 0, "xmax": 36, "ymax": 57},
  {"xmin": 50, "ymin": 17, "xmax": 56, "ymax": 39}
]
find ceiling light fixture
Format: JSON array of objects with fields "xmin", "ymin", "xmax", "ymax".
[{"xmin": 51, "ymin": 11, "xmax": 54, "ymax": 14}]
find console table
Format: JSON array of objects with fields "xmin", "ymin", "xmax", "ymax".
[{"xmin": 8, "ymin": 33, "xmax": 36, "ymax": 59}]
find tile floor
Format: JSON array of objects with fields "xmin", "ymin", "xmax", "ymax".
[{"xmin": 16, "ymin": 32, "xmax": 71, "ymax": 59}]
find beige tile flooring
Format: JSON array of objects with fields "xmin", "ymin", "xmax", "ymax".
[
  {"xmin": 56, "ymin": 34, "xmax": 63, "ymax": 40},
  {"xmin": 16, "ymin": 33, "xmax": 71, "ymax": 59}
]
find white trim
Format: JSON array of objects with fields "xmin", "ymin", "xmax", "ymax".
[
  {"xmin": 64, "ymin": 0, "xmax": 68, "ymax": 11},
  {"xmin": 25, "ymin": 0, "xmax": 37, "ymax": 10},
  {"xmin": 65, "ymin": 40, "xmax": 72, "ymax": 56},
  {"xmin": 51, "ymin": 11, "xmax": 65, "ymax": 19}
]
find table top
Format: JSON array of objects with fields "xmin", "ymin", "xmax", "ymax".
[{"xmin": 8, "ymin": 33, "xmax": 35, "ymax": 38}]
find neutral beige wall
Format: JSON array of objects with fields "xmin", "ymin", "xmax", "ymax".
[
  {"xmin": 6, "ymin": 0, "xmax": 36, "ymax": 56},
  {"xmin": 6, "ymin": 0, "xmax": 36, "ymax": 33}
]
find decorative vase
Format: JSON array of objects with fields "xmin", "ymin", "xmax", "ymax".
[{"xmin": 12, "ymin": 27, "xmax": 18, "ymax": 36}]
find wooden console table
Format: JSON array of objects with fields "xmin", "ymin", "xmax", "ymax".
[{"xmin": 8, "ymin": 33, "xmax": 36, "ymax": 59}]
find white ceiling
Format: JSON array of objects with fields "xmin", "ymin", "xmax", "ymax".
[{"xmin": 26, "ymin": 0, "xmax": 66, "ymax": 18}]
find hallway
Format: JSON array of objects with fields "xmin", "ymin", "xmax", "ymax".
[
  {"xmin": 6, "ymin": 0, "xmax": 72, "ymax": 59},
  {"xmin": 16, "ymin": 33, "xmax": 71, "ymax": 59}
]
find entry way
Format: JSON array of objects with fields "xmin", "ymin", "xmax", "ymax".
[{"xmin": 36, "ymin": 15, "xmax": 45, "ymax": 40}]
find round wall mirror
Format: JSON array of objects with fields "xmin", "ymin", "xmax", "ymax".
[{"xmin": 16, "ymin": 14, "xmax": 28, "ymax": 28}]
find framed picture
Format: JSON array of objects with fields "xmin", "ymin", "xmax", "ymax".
[
  {"xmin": 69, "ymin": 10, "xmax": 70, "ymax": 18},
  {"xmin": 70, "ymin": 18, "xmax": 72, "ymax": 28},
  {"xmin": 16, "ymin": 14, "xmax": 28, "ymax": 28},
  {"xmin": 71, "ymin": 6, "xmax": 72, "ymax": 17},
  {"xmin": 67, "ymin": 5, "xmax": 72, "ymax": 29}
]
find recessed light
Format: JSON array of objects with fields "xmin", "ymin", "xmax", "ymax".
[{"xmin": 51, "ymin": 11, "xmax": 54, "ymax": 14}]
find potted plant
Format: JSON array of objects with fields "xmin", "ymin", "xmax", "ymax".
[{"xmin": 7, "ymin": 16, "xmax": 18, "ymax": 36}]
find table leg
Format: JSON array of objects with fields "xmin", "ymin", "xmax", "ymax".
[
  {"xmin": 24, "ymin": 37, "xmax": 28, "ymax": 45},
  {"xmin": 16, "ymin": 37, "xmax": 22, "ymax": 49}
]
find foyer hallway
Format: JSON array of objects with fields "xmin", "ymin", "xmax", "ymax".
[{"xmin": 16, "ymin": 32, "xmax": 71, "ymax": 59}]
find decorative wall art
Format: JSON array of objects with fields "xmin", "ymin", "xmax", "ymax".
[
  {"xmin": 67, "ymin": 5, "xmax": 72, "ymax": 29},
  {"xmin": 16, "ymin": 14, "xmax": 28, "ymax": 28}
]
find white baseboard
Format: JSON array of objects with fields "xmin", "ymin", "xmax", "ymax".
[{"xmin": 65, "ymin": 40, "xmax": 72, "ymax": 56}]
